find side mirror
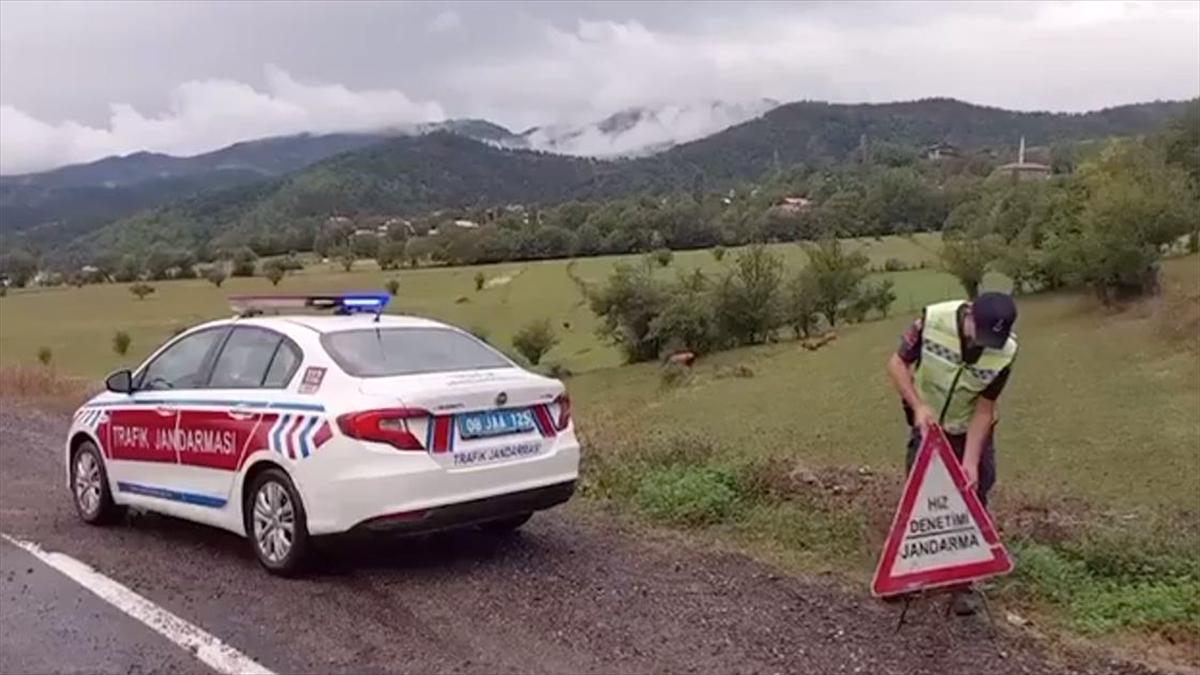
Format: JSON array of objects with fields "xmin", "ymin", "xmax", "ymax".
[{"xmin": 105, "ymin": 369, "xmax": 134, "ymax": 394}]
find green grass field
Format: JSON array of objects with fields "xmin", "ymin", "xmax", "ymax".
[{"xmin": 0, "ymin": 233, "xmax": 964, "ymax": 377}]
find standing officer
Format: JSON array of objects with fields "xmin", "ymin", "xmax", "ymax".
[{"xmin": 885, "ymin": 292, "xmax": 1018, "ymax": 614}]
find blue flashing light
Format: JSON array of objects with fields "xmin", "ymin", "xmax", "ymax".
[
  {"xmin": 335, "ymin": 292, "xmax": 391, "ymax": 315},
  {"xmin": 230, "ymin": 292, "xmax": 391, "ymax": 317}
]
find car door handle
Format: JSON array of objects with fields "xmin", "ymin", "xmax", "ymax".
[{"xmin": 227, "ymin": 405, "xmax": 256, "ymax": 421}]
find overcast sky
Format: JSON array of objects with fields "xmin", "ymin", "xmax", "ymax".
[{"xmin": 1, "ymin": 0, "xmax": 1197, "ymax": 174}]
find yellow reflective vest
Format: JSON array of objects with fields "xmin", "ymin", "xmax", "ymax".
[{"xmin": 914, "ymin": 301, "xmax": 1018, "ymax": 434}]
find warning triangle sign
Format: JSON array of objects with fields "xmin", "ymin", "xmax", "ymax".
[{"xmin": 871, "ymin": 425, "xmax": 1012, "ymax": 597}]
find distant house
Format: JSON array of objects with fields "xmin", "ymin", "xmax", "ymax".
[
  {"xmin": 923, "ymin": 142, "xmax": 960, "ymax": 160},
  {"xmin": 776, "ymin": 196, "xmax": 812, "ymax": 213},
  {"xmin": 992, "ymin": 136, "xmax": 1050, "ymax": 182}
]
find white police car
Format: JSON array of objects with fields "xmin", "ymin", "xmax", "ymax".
[{"xmin": 66, "ymin": 293, "xmax": 579, "ymax": 575}]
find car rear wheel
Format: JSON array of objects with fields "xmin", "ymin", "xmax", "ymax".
[
  {"xmin": 71, "ymin": 442, "xmax": 124, "ymax": 525},
  {"xmin": 481, "ymin": 512, "xmax": 532, "ymax": 533},
  {"xmin": 247, "ymin": 469, "xmax": 311, "ymax": 576}
]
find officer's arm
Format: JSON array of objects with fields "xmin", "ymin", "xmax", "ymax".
[
  {"xmin": 963, "ymin": 397, "xmax": 995, "ymax": 480},
  {"xmin": 886, "ymin": 353, "xmax": 924, "ymax": 410}
]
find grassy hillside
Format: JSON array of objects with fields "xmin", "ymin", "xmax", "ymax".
[
  {"xmin": 1, "ymin": 234, "xmax": 955, "ymax": 377},
  {"xmin": 571, "ymin": 254, "xmax": 1199, "ymax": 649}
]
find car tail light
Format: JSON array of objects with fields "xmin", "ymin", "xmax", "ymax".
[
  {"xmin": 337, "ymin": 408, "xmax": 429, "ymax": 451},
  {"xmin": 554, "ymin": 393, "xmax": 571, "ymax": 431}
]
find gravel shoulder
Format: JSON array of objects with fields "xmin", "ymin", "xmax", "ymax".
[{"xmin": 0, "ymin": 403, "xmax": 1165, "ymax": 675}]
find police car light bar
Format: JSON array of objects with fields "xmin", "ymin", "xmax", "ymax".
[{"xmin": 229, "ymin": 292, "xmax": 390, "ymax": 317}]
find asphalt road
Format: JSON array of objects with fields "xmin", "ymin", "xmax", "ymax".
[{"xmin": 0, "ymin": 403, "xmax": 1161, "ymax": 675}]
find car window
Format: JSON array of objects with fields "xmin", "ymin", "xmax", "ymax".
[
  {"xmin": 263, "ymin": 339, "xmax": 302, "ymax": 388},
  {"xmin": 138, "ymin": 328, "xmax": 227, "ymax": 391},
  {"xmin": 208, "ymin": 327, "xmax": 284, "ymax": 389},
  {"xmin": 322, "ymin": 327, "xmax": 510, "ymax": 377}
]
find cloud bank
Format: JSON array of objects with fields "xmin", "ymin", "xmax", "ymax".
[
  {"xmin": 1, "ymin": 1, "xmax": 1197, "ymax": 174},
  {"xmin": 1, "ymin": 66, "xmax": 443, "ymax": 173}
]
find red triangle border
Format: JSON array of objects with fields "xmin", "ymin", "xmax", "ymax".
[{"xmin": 871, "ymin": 425, "xmax": 1013, "ymax": 597}]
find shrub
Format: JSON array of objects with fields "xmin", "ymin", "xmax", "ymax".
[
  {"xmin": 647, "ymin": 272, "xmax": 720, "ymax": 355},
  {"xmin": 474, "ymin": 271, "xmax": 486, "ymax": 291},
  {"xmin": 512, "ymin": 318, "xmax": 558, "ymax": 366},
  {"xmin": 0, "ymin": 286, "xmax": 6, "ymax": 298},
  {"xmin": 129, "ymin": 283, "xmax": 155, "ymax": 300},
  {"xmin": 202, "ymin": 265, "xmax": 227, "ymax": 288},
  {"xmin": 112, "ymin": 331, "xmax": 131, "ymax": 356},
  {"xmin": 652, "ymin": 248, "xmax": 673, "ymax": 267},
  {"xmin": 711, "ymin": 245, "xmax": 726, "ymax": 262},
  {"xmin": 785, "ymin": 271, "xmax": 822, "ymax": 338},
  {"xmin": 36, "ymin": 347, "xmax": 52, "ymax": 366},
  {"xmin": 802, "ymin": 238, "xmax": 870, "ymax": 326},
  {"xmin": 861, "ymin": 279, "xmax": 897, "ymax": 319},
  {"xmin": 635, "ymin": 466, "xmax": 741, "ymax": 526},
  {"xmin": 263, "ymin": 261, "xmax": 286, "ymax": 286},
  {"xmin": 230, "ymin": 247, "xmax": 257, "ymax": 277},
  {"xmin": 713, "ymin": 244, "xmax": 784, "ymax": 345},
  {"xmin": 589, "ymin": 261, "xmax": 670, "ymax": 362},
  {"xmin": 385, "ymin": 278, "xmax": 400, "ymax": 296},
  {"xmin": 883, "ymin": 257, "xmax": 907, "ymax": 272},
  {"xmin": 339, "ymin": 250, "xmax": 356, "ymax": 273}
]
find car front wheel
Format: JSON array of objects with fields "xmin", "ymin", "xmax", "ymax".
[
  {"xmin": 247, "ymin": 469, "xmax": 311, "ymax": 576},
  {"xmin": 71, "ymin": 442, "xmax": 123, "ymax": 525}
]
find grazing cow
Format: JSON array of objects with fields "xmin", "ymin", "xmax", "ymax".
[{"xmin": 666, "ymin": 351, "xmax": 696, "ymax": 367}]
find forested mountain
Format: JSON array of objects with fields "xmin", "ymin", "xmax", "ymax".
[
  {"xmin": 24, "ymin": 97, "xmax": 1198, "ymax": 263},
  {"xmin": 0, "ymin": 132, "xmax": 397, "ymax": 250}
]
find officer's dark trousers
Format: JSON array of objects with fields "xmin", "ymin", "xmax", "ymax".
[{"xmin": 905, "ymin": 428, "xmax": 996, "ymax": 509}]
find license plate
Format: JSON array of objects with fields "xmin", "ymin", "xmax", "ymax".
[{"xmin": 457, "ymin": 408, "xmax": 536, "ymax": 440}]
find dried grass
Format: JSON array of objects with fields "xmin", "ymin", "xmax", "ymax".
[{"xmin": 0, "ymin": 365, "xmax": 98, "ymax": 412}]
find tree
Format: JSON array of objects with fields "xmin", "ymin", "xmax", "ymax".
[
  {"xmin": 203, "ymin": 265, "xmax": 228, "ymax": 288},
  {"xmin": 647, "ymin": 271, "xmax": 720, "ymax": 355},
  {"xmin": 376, "ymin": 240, "xmax": 406, "ymax": 270},
  {"xmin": 37, "ymin": 347, "xmax": 52, "ymax": 366},
  {"xmin": 652, "ymin": 248, "xmax": 673, "ymax": 267},
  {"xmin": 589, "ymin": 261, "xmax": 670, "ymax": 362},
  {"xmin": 711, "ymin": 246, "xmax": 726, "ymax": 262},
  {"xmin": 129, "ymin": 283, "xmax": 155, "ymax": 300},
  {"xmin": 339, "ymin": 248, "xmax": 357, "ymax": 272},
  {"xmin": 231, "ymin": 247, "xmax": 257, "ymax": 277},
  {"xmin": 112, "ymin": 331, "xmax": 131, "ymax": 356},
  {"xmin": 939, "ymin": 234, "xmax": 999, "ymax": 299},
  {"xmin": 713, "ymin": 244, "xmax": 784, "ymax": 345},
  {"xmin": 0, "ymin": 249, "xmax": 38, "ymax": 287},
  {"xmin": 784, "ymin": 271, "xmax": 822, "ymax": 338},
  {"xmin": 512, "ymin": 319, "xmax": 559, "ymax": 366},
  {"xmin": 263, "ymin": 261, "xmax": 286, "ymax": 286},
  {"xmin": 385, "ymin": 278, "xmax": 400, "ymax": 296},
  {"xmin": 1066, "ymin": 140, "xmax": 1193, "ymax": 303},
  {"xmin": 802, "ymin": 238, "xmax": 870, "ymax": 326},
  {"xmin": 113, "ymin": 255, "xmax": 142, "ymax": 283},
  {"xmin": 474, "ymin": 271, "xmax": 486, "ymax": 291}
]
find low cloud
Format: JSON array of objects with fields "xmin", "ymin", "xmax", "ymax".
[
  {"xmin": 523, "ymin": 99, "xmax": 778, "ymax": 157},
  {"xmin": 427, "ymin": 10, "xmax": 462, "ymax": 33},
  {"xmin": 0, "ymin": 66, "xmax": 444, "ymax": 174}
]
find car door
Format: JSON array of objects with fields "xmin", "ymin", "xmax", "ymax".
[
  {"xmin": 175, "ymin": 326, "xmax": 304, "ymax": 504},
  {"xmin": 105, "ymin": 326, "xmax": 229, "ymax": 503}
]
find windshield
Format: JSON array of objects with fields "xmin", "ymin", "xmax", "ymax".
[{"xmin": 322, "ymin": 327, "xmax": 512, "ymax": 377}]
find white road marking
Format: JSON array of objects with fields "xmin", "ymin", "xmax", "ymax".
[{"xmin": 1, "ymin": 533, "xmax": 275, "ymax": 675}]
